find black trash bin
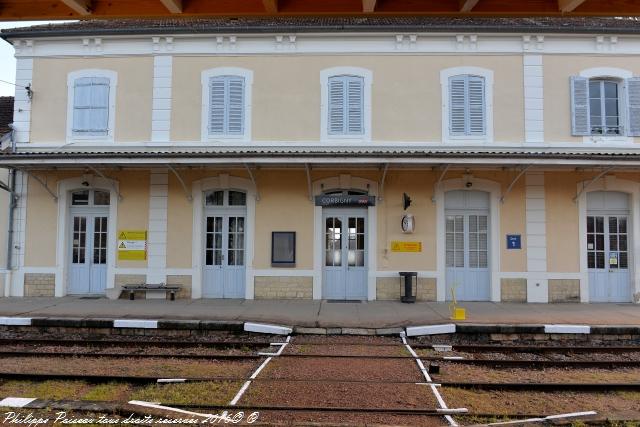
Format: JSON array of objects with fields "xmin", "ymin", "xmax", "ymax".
[{"xmin": 399, "ymin": 271, "xmax": 417, "ymax": 303}]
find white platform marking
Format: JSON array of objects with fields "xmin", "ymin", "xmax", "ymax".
[
  {"xmin": 0, "ymin": 317, "xmax": 31, "ymax": 326},
  {"xmin": 406, "ymin": 324, "xmax": 456, "ymax": 336},
  {"xmin": 244, "ymin": 322, "xmax": 292, "ymax": 335},
  {"xmin": 544, "ymin": 324, "xmax": 590, "ymax": 334},
  {"xmin": 0, "ymin": 397, "xmax": 37, "ymax": 407},
  {"xmin": 113, "ymin": 319, "xmax": 158, "ymax": 329}
]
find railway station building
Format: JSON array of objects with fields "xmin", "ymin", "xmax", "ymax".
[{"xmin": 2, "ymin": 17, "xmax": 640, "ymax": 304}]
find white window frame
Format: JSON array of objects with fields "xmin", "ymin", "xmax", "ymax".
[
  {"xmin": 320, "ymin": 67, "xmax": 372, "ymax": 143},
  {"xmin": 440, "ymin": 66, "xmax": 494, "ymax": 144},
  {"xmin": 580, "ymin": 67, "xmax": 633, "ymax": 144},
  {"xmin": 66, "ymin": 69, "xmax": 117, "ymax": 143},
  {"xmin": 201, "ymin": 67, "xmax": 253, "ymax": 143}
]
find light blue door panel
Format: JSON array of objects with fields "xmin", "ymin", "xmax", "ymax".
[
  {"xmin": 203, "ymin": 214, "xmax": 246, "ymax": 299},
  {"xmin": 69, "ymin": 213, "xmax": 108, "ymax": 295}
]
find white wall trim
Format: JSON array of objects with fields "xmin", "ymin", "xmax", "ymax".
[
  {"xmin": 440, "ymin": 66, "xmax": 494, "ymax": 144},
  {"xmin": 56, "ymin": 175, "xmax": 119, "ymax": 297},
  {"xmin": 523, "ymin": 54, "xmax": 544, "ymax": 143},
  {"xmin": 253, "ymin": 269, "xmax": 315, "ymax": 277},
  {"xmin": 12, "ymin": 58, "xmax": 33, "ymax": 144},
  {"xmin": 577, "ymin": 175, "xmax": 640, "ymax": 303},
  {"xmin": 151, "ymin": 56, "xmax": 173, "ymax": 142},
  {"xmin": 320, "ymin": 66, "xmax": 373, "ymax": 143},
  {"xmin": 191, "ymin": 174, "xmax": 256, "ymax": 299},
  {"xmin": 312, "ymin": 175, "xmax": 378, "ymax": 300},
  {"xmin": 146, "ymin": 169, "xmax": 168, "ymax": 284},
  {"xmin": 435, "ymin": 176, "xmax": 501, "ymax": 302},
  {"xmin": 579, "ymin": 67, "xmax": 633, "ymax": 80},
  {"xmin": 66, "ymin": 69, "xmax": 118, "ymax": 144},
  {"xmin": 200, "ymin": 67, "xmax": 253, "ymax": 143}
]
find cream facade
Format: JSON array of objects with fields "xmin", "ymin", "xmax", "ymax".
[{"xmin": 3, "ymin": 21, "xmax": 640, "ymax": 303}]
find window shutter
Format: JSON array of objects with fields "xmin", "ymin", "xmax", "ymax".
[
  {"xmin": 570, "ymin": 76, "xmax": 590, "ymax": 136},
  {"xmin": 227, "ymin": 77, "xmax": 245, "ymax": 135},
  {"xmin": 346, "ymin": 76, "xmax": 364, "ymax": 134},
  {"xmin": 626, "ymin": 77, "xmax": 640, "ymax": 136},
  {"xmin": 209, "ymin": 77, "xmax": 226, "ymax": 135},
  {"xmin": 468, "ymin": 76, "xmax": 485, "ymax": 135},
  {"xmin": 328, "ymin": 77, "xmax": 345, "ymax": 135},
  {"xmin": 449, "ymin": 76, "xmax": 466, "ymax": 135},
  {"xmin": 90, "ymin": 77, "xmax": 109, "ymax": 134},
  {"xmin": 73, "ymin": 77, "xmax": 109, "ymax": 136}
]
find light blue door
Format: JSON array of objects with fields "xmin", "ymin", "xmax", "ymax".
[
  {"xmin": 587, "ymin": 192, "xmax": 631, "ymax": 303},
  {"xmin": 68, "ymin": 213, "xmax": 108, "ymax": 295},
  {"xmin": 445, "ymin": 191, "xmax": 490, "ymax": 301},
  {"xmin": 323, "ymin": 210, "xmax": 367, "ymax": 300},
  {"xmin": 203, "ymin": 214, "xmax": 246, "ymax": 298}
]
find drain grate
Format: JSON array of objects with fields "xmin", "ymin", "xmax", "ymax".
[{"xmin": 326, "ymin": 299, "xmax": 363, "ymax": 303}]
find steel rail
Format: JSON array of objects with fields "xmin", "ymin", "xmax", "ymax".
[
  {"xmin": 443, "ymin": 345, "xmax": 640, "ymax": 353},
  {"xmin": 2, "ymin": 371, "xmax": 640, "ymax": 392},
  {"xmin": 0, "ymin": 351, "xmax": 261, "ymax": 360},
  {"xmin": 0, "ymin": 338, "xmax": 275, "ymax": 348}
]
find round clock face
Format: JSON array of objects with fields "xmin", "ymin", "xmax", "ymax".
[{"xmin": 401, "ymin": 215, "xmax": 414, "ymax": 233}]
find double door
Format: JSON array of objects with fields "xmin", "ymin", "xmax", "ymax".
[
  {"xmin": 587, "ymin": 214, "xmax": 630, "ymax": 302},
  {"xmin": 445, "ymin": 212, "xmax": 490, "ymax": 301},
  {"xmin": 323, "ymin": 209, "xmax": 367, "ymax": 300},
  {"xmin": 68, "ymin": 212, "xmax": 108, "ymax": 294},
  {"xmin": 203, "ymin": 213, "xmax": 246, "ymax": 298}
]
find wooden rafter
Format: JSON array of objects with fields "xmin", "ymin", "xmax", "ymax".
[
  {"xmin": 363, "ymin": 0, "xmax": 377, "ymax": 13},
  {"xmin": 459, "ymin": 0, "xmax": 480, "ymax": 13},
  {"xmin": 159, "ymin": 0, "xmax": 182, "ymax": 14},
  {"xmin": 262, "ymin": 0, "xmax": 278, "ymax": 14},
  {"xmin": 558, "ymin": 0, "xmax": 588, "ymax": 12},
  {"xmin": 60, "ymin": 0, "xmax": 92, "ymax": 15}
]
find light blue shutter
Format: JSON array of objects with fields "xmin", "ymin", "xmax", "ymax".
[
  {"xmin": 209, "ymin": 77, "xmax": 226, "ymax": 135},
  {"xmin": 347, "ymin": 76, "xmax": 364, "ymax": 135},
  {"xmin": 468, "ymin": 76, "xmax": 485, "ymax": 135},
  {"xmin": 571, "ymin": 76, "xmax": 590, "ymax": 136},
  {"xmin": 328, "ymin": 77, "xmax": 345, "ymax": 135},
  {"xmin": 626, "ymin": 77, "xmax": 640, "ymax": 136},
  {"xmin": 73, "ymin": 77, "xmax": 109, "ymax": 136},
  {"xmin": 227, "ymin": 77, "xmax": 245, "ymax": 135},
  {"xmin": 449, "ymin": 76, "xmax": 466, "ymax": 135}
]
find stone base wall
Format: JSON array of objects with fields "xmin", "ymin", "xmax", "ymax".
[
  {"xmin": 254, "ymin": 276, "xmax": 313, "ymax": 299},
  {"xmin": 501, "ymin": 278, "xmax": 527, "ymax": 302},
  {"xmin": 549, "ymin": 279, "xmax": 580, "ymax": 303},
  {"xmin": 376, "ymin": 277, "xmax": 436, "ymax": 301},
  {"xmin": 116, "ymin": 274, "xmax": 147, "ymax": 300},
  {"xmin": 167, "ymin": 275, "xmax": 192, "ymax": 299},
  {"xmin": 24, "ymin": 273, "xmax": 55, "ymax": 297}
]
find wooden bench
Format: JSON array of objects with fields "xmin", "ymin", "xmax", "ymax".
[{"xmin": 121, "ymin": 283, "xmax": 181, "ymax": 301}]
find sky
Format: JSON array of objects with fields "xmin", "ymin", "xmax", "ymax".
[{"xmin": 0, "ymin": 21, "xmax": 72, "ymax": 97}]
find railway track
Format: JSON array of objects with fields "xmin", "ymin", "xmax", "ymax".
[{"xmin": 411, "ymin": 344, "xmax": 640, "ymax": 352}]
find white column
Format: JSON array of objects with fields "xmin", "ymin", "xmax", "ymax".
[
  {"xmin": 13, "ymin": 58, "xmax": 33, "ymax": 143},
  {"xmin": 523, "ymin": 55, "xmax": 544, "ymax": 143},
  {"xmin": 525, "ymin": 172, "xmax": 548, "ymax": 302},
  {"xmin": 146, "ymin": 170, "xmax": 168, "ymax": 285},
  {"xmin": 7, "ymin": 171, "xmax": 28, "ymax": 296},
  {"xmin": 151, "ymin": 56, "xmax": 172, "ymax": 142}
]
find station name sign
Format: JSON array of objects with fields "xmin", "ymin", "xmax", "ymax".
[{"xmin": 314, "ymin": 195, "xmax": 376, "ymax": 207}]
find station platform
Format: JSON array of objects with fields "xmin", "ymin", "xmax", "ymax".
[{"xmin": 0, "ymin": 297, "xmax": 638, "ymax": 329}]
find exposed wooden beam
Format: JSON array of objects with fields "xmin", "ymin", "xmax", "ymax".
[
  {"xmin": 159, "ymin": 0, "xmax": 182, "ymax": 14},
  {"xmin": 558, "ymin": 0, "xmax": 588, "ymax": 12},
  {"xmin": 459, "ymin": 0, "xmax": 480, "ymax": 12},
  {"xmin": 363, "ymin": 0, "xmax": 377, "ymax": 13},
  {"xmin": 60, "ymin": 0, "xmax": 92, "ymax": 15},
  {"xmin": 262, "ymin": 0, "xmax": 278, "ymax": 14}
]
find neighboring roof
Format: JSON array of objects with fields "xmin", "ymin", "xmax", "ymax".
[
  {"xmin": 0, "ymin": 97, "xmax": 13, "ymax": 137},
  {"xmin": 3, "ymin": 17, "xmax": 640, "ymax": 39}
]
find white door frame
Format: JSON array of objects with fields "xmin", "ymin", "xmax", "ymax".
[
  {"xmin": 312, "ymin": 175, "xmax": 378, "ymax": 301},
  {"xmin": 577, "ymin": 176, "xmax": 640, "ymax": 303},
  {"xmin": 436, "ymin": 177, "xmax": 501, "ymax": 302},
  {"xmin": 56, "ymin": 177, "xmax": 119, "ymax": 297},
  {"xmin": 192, "ymin": 174, "xmax": 256, "ymax": 299}
]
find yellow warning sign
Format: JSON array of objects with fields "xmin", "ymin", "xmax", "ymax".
[
  {"xmin": 391, "ymin": 241, "xmax": 422, "ymax": 253},
  {"xmin": 118, "ymin": 230, "xmax": 147, "ymax": 261}
]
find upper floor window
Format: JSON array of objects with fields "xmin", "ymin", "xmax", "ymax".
[
  {"xmin": 440, "ymin": 67, "xmax": 493, "ymax": 143},
  {"xmin": 449, "ymin": 75, "xmax": 486, "ymax": 137},
  {"xmin": 328, "ymin": 75, "xmax": 364, "ymax": 136},
  {"xmin": 66, "ymin": 69, "xmax": 117, "ymax": 142},
  {"xmin": 201, "ymin": 67, "xmax": 253, "ymax": 142},
  {"xmin": 571, "ymin": 69, "xmax": 640, "ymax": 139},
  {"xmin": 320, "ymin": 67, "xmax": 372, "ymax": 142}
]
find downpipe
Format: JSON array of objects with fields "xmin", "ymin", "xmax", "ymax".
[{"xmin": 4, "ymin": 124, "xmax": 17, "ymax": 297}]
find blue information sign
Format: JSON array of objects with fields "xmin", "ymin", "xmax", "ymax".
[{"xmin": 506, "ymin": 234, "xmax": 521, "ymax": 250}]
